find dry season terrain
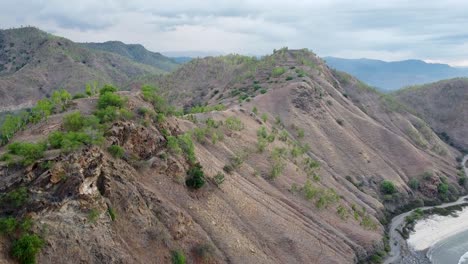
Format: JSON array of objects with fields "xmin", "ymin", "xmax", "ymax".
[
  {"xmin": 0, "ymin": 48, "xmax": 465, "ymax": 264},
  {"xmin": 0, "ymin": 27, "xmax": 172, "ymax": 112},
  {"xmin": 394, "ymin": 78, "xmax": 468, "ymax": 152}
]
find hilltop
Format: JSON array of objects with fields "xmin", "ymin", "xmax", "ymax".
[
  {"xmin": 325, "ymin": 57, "xmax": 468, "ymax": 91},
  {"xmin": 394, "ymin": 78, "xmax": 468, "ymax": 152},
  {"xmin": 81, "ymin": 41, "xmax": 179, "ymax": 71},
  {"xmin": 0, "ymin": 48, "xmax": 465, "ymax": 264},
  {"xmin": 0, "ymin": 27, "xmax": 167, "ymax": 112}
]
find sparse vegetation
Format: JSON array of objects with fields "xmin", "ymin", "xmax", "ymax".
[
  {"xmin": 271, "ymin": 67, "xmax": 286, "ymax": 77},
  {"xmin": 225, "ymin": 117, "xmax": 244, "ymax": 131},
  {"xmin": 380, "ymin": 180, "xmax": 397, "ymax": 195},
  {"xmin": 213, "ymin": 172, "xmax": 225, "ymax": 186},
  {"xmin": 108, "ymin": 145, "xmax": 125, "ymax": 158},
  {"xmin": 1, "ymin": 187, "xmax": 28, "ymax": 208},
  {"xmin": 7, "ymin": 142, "xmax": 46, "ymax": 165},
  {"xmin": 186, "ymin": 163, "xmax": 206, "ymax": 189},
  {"xmin": 11, "ymin": 234, "xmax": 44, "ymax": 264},
  {"xmin": 107, "ymin": 206, "xmax": 117, "ymax": 221},
  {"xmin": 408, "ymin": 178, "xmax": 420, "ymax": 190},
  {"xmin": 171, "ymin": 250, "xmax": 186, "ymax": 264}
]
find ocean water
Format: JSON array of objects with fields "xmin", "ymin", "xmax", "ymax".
[{"xmin": 428, "ymin": 229, "xmax": 468, "ymax": 264}]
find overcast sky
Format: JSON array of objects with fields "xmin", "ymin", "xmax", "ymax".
[{"xmin": 2, "ymin": 0, "xmax": 468, "ymax": 66}]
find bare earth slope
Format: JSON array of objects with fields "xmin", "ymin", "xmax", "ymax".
[
  {"xmin": 0, "ymin": 27, "xmax": 163, "ymax": 112},
  {"xmin": 0, "ymin": 49, "xmax": 465, "ymax": 264},
  {"xmin": 394, "ymin": 78, "xmax": 468, "ymax": 152}
]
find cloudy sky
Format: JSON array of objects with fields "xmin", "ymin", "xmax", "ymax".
[{"xmin": 2, "ymin": 0, "xmax": 468, "ymax": 66}]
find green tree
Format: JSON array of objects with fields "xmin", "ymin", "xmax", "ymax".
[
  {"xmin": 29, "ymin": 99, "xmax": 53, "ymax": 123},
  {"xmin": 185, "ymin": 163, "xmax": 205, "ymax": 189},
  {"xmin": 0, "ymin": 114, "xmax": 22, "ymax": 143},
  {"xmin": 99, "ymin": 84, "xmax": 118, "ymax": 95},
  {"xmin": 380, "ymin": 180, "xmax": 397, "ymax": 195}
]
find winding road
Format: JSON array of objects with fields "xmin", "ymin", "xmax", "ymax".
[{"xmin": 384, "ymin": 155, "xmax": 468, "ymax": 264}]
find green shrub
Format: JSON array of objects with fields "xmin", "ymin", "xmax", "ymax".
[
  {"xmin": 62, "ymin": 112, "xmax": 99, "ymax": 132},
  {"xmin": 271, "ymin": 67, "xmax": 286, "ymax": 77},
  {"xmin": 108, "ymin": 145, "xmax": 124, "ymax": 158},
  {"xmin": 279, "ymin": 130, "xmax": 288, "ymax": 141},
  {"xmin": 438, "ymin": 183, "xmax": 449, "ymax": 194},
  {"xmin": 72, "ymin": 93, "xmax": 86, "ymax": 99},
  {"xmin": 286, "ymin": 76, "xmax": 293, "ymax": 81},
  {"xmin": 257, "ymin": 138, "xmax": 267, "ymax": 153},
  {"xmin": 11, "ymin": 234, "xmax": 44, "ymax": 264},
  {"xmin": 141, "ymin": 85, "xmax": 169, "ymax": 114},
  {"xmin": 97, "ymin": 92, "xmax": 125, "ymax": 109},
  {"xmin": 48, "ymin": 131, "xmax": 93, "ymax": 151},
  {"xmin": 380, "ymin": 180, "xmax": 397, "ymax": 195},
  {"xmin": 302, "ymin": 180, "xmax": 318, "ymax": 200},
  {"xmin": 297, "ymin": 128, "xmax": 304, "ymax": 138},
  {"xmin": 7, "ymin": 142, "xmax": 46, "ymax": 165},
  {"xmin": 409, "ymin": 179, "xmax": 420, "ymax": 190},
  {"xmin": 0, "ymin": 217, "xmax": 18, "ymax": 234},
  {"xmin": 1, "ymin": 114, "xmax": 23, "ymax": 144},
  {"xmin": 193, "ymin": 244, "xmax": 215, "ymax": 261},
  {"xmin": 252, "ymin": 106, "xmax": 258, "ymax": 115},
  {"xmin": 261, "ymin": 113, "xmax": 268, "ymax": 122},
  {"xmin": 257, "ymin": 126, "xmax": 268, "ymax": 139},
  {"xmin": 107, "ymin": 206, "xmax": 117, "ymax": 221},
  {"xmin": 99, "ymin": 84, "xmax": 118, "ymax": 95},
  {"xmin": 178, "ymin": 133, "xmax": 196, "ymax": 164},
  {"xmin": 171, "ymin": 250, "xmax": 186, "ymax": 264},
  {"xmin": 225, "ymin": 117, "xmax": 244, "ymax": 131},
  {"xmin": 167, "ymin": 136, "xmax": 182, "ymax": 154},
  {"xmin": 260, "ymin": 89, "xmax": 267, "ymax": 94},
  {"xmin": 223, "ymin": 165, "xmax": 233, "ymax": 174},
  {"xmin": 337, "ymin": 205, "xmax": 349, "ymax": 220},
  {"xmin": 1, "ymin": 187, "xmax": 28, "ymax": 208},
  {"xmin": 29, "ymin": 99, "xmax": 53, "ymax": 123},
  {"xmin": 186, "ymin": 163, "xmax": 205, "ymax": 189},
  {"xmin": 459, "ymin": 177, "xmax": 467, "ymax": 186},
  {"xmin": 51, "ymin": 89, "xmax": 71, "ymax": 108},
  {"xmin": 213, "ymin": 172, "xmax": 225, "ymax": 186},
  {"xmin": 88, "ymin": 209, "xmax": 100, "ymax": 223}
]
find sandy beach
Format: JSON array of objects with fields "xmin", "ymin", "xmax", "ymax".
[{"xmin": 407, "ymin": 207, "xmax": 468, "ymax": 251}]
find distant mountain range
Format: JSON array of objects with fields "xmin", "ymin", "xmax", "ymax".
[
  {"xmin": 324, "ymin": 57, "xmax": 468, "ymax": 91},
  {"xmin": 81, "ymin": 41, "xmax": 179, "ymax": 71}
]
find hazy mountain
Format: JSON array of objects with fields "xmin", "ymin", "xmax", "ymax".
[
  {"xmin": 81, "ymin": 41, "xmax": 179, "ymax": 71},
  {"xmin": 0, "ymin": 27, "xmax": 164, "ymax": 112},
  {"xmin": 170, "ymin": 57, "xmax": 193, "ymax": 64},
  {"xmin": 325, "ymin": 57, "xmax": 468, "ymax": 91}
]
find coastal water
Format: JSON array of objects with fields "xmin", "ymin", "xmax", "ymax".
[{"xmin": 428, "ymin": 223, "xmax": 468, "ymax": 264}]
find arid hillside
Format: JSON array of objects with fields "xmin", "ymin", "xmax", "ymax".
[
  {"xmin": 394, "ymin": 78, "xmax": 468, "ymax": 152},
  {"xmin": 0, "ymin": 27, "xmax": 166, "ymax": 112},
  {"xmin": 0, "ymin": 49, "xmax": 465, "ymax": 264}
]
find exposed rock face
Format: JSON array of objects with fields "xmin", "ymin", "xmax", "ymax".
[{"xmin": 105, "ymin": 121, "xmax": 166, "ymax": 159}]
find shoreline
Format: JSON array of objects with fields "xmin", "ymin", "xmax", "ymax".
[
  {"xmin": 407, "ymin": 207, "xmax": 468, "ymax": 252},
  {"xmin": 384, "ymin": 154, "xmax": 468, "ymax": 264}
]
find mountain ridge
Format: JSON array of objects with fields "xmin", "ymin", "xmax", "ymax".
[
  {"xmin": 0, "ymin": 27, "xmax": 170, "ymax": 112},
  {"xmin": 80, "ymin": 41, "xmax": 180, "ymax": 71},
  {"xmin": 325, "ymin": 56, "xmax": 468, "ymax": 91}
]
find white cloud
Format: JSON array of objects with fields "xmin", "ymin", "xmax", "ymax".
[{"xmin": 0, "ymin": 0, "xmax": 468, "ymax": 65}]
